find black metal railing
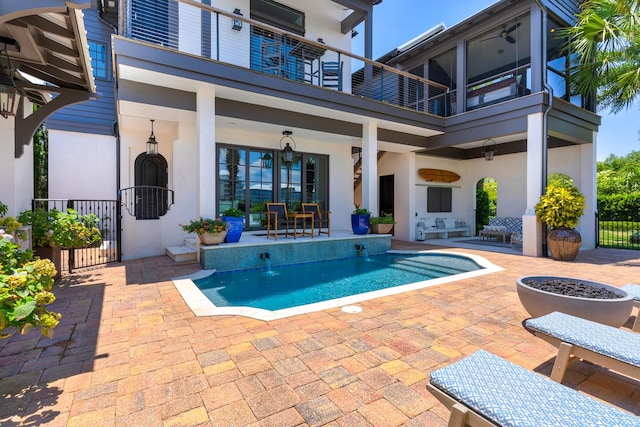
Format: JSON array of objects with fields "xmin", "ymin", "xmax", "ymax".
[
  {"xmin": 596, "ymin": 211, "xmax": 640, "ymax": 250},
  {"xmin": 30, "ymin": 199, "xmax": 120, "ymax": 272},
  {"xmin": 119, "ymin": 186, "xmax": 175, "ymax": 220},
  {"xmin": 120, "ymin": 0, "xmax": 452, "ymax": 116}
]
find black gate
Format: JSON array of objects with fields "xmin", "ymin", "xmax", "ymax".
[
  {"xmin": 32, "ymin": 199, "xmax": 121, "ymax": 272},
  {"xmin": 595, "ymin": 211, "xmax": 640, "ymax": 250}
]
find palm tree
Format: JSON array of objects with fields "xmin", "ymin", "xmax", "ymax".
[{"xmin": 564, "ymin": 0, "xmax": 640, "ymax": 113}]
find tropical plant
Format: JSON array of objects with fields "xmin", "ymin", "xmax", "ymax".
[
  {"xmin": 352, "ymin": 204, "xmax": 371, "ymax": 216},
  {"xmin": 535, "ymin": 185, "xmax": 586, "ymax": 229},
  {"xmin": 180, "ymin": 218, "xmax": 227, "ymax": 235},
  {"xmin": 221, "ymin": 207, "xmax": 243, "ymax": 218},
  {"xmin": 563, "ymin": 0, "xmax": 640, "ymax": 113},
  {"xmin": 0, "ymin": 236, "xmax": 60, "ymax": 339},
  {"xmin": 18, "ymin": 208, "xmax": 102, "ymax": 248},
  {"xmin": 369, "ymin": 213, "xmax": 396, "ymax": 225},
  {"xmin": 0, "ymin": 201, "xmax": 7, "ymax": 217}
]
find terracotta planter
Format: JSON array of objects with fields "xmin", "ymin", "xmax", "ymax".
[
  {"xmin": 198, "ymin": 231, "xmax": 227, "ymax": 245},
  {"xmin": 516, "ymin": 276, "xmax": 633, "ymax": 327},
  {"xmin": 371, "ymin": 223, "xmax": 393, "ymax": 234},
  {"xmin": 547, "ymin": 227, "xmax": 581, "ymax": 261}
]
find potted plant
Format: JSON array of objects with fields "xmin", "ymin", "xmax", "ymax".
[
  {"xmin": 17, "ymin": 208, "xmax": 102, "ymax": 278},
  {"xmin": 220, "ymin": 207, "xmax": 244, "ymax": 243},
  {"xmin": 534, "ymin": 184, "xmax": 586, "ymax": 261},
  {"xmin": 180, "ymin": 217, "xmax": 228, "ymax": 245},
  {"xmin": 369, "ymin": 213, "xmax": 396, "ymax": 234},
  {"xmin": 351, "ymin": 204, "xmax": 371, "ymax": 235}
]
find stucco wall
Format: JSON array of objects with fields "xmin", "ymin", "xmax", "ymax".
[{"xmin": 0, "ymin": 115, "xmax": 33, "ymax": 215}]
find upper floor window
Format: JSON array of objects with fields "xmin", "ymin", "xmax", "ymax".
[
  {"xmin": 250, "ymin": 0, "xmax": 305, "ymax": 36},
  {"xmin": 89, "ymin": 41, "xmax": 108, "ymax": 80}
]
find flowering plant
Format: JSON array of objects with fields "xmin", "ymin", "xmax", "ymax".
[
  {"xmin": 0, "ymin": 236, "xmax": 60, "ymax": 339},
  {"xmin": 18, "ymin": 208, "xmax": 102, "ymax": 248},
  {"xmin": 180, "ymin": 218, "xmax": 227, "ymax": 235},
  {"xmin": 221, "ymin": 207, "xmax": 243, "ymax": 218}
]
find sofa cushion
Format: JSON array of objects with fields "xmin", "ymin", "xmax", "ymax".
[
  {"xmin": 435, "ymin": 218, "xmax": 445, "ymax": 229},
  {"xmin": 444, "ymin": 218, "xmax": 457, "ymax": 229}
]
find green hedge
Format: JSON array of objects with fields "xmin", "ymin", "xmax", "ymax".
[{"xmin": 597, "ymin": 194, "xmax": 640, "ymax": 220}]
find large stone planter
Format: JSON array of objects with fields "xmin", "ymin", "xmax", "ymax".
[
  {"xmin": 221, "ymin": 216, "xmax": 243, "ymax": 243},
  {"xmin": 547, "ymin": 227, "xmax": 581, "ymax": 261},
  {"xmin": 198, "ymin": 231, "xmax": 227, "ymax": 245},
  {"xmin": 516, "ymin": 276, "xmax": 634, "ymax": 327},
  {"xmin": 370, "ymin": 223, "xmax": 393, "ymax": 234}
]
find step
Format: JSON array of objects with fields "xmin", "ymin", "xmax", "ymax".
[
  {"xmin": 166, "ymin": 245, "xmax": 197, "ymax": 262},
  {"xmin": 184, "ymin": 236, "xmax": 199, "ymax": 250}
]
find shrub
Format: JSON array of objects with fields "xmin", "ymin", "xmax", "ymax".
[
  {"xmin": 180, "ymin": 218, "xmax": 227, "ymax": 235},
  {"xmin": 221, "ymin": 208, "xmax": 243, "ymax": 218},
  {"xmin": 370, "ymin": 213, "xmax": 396, "ymax": 225},
  {"xmin": 18, "ymin": 208, "xmax": 102, "ymax": 248},
  {"xmin": 535, "ymin": 185, "xmax": 586, "ymax": 229},
  {"xmin": 352, "ymin": 204, "xmax": 371, "ymax": 216}
]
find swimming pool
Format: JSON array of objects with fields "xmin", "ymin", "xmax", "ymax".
[{"xmin": 173, "ymin": 250, "xmax": 502, "ymax": 320}]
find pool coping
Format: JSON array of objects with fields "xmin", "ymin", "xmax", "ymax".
[{"xmin": 172, "ymin": 249, "xmax": 505, "ymax": 321}]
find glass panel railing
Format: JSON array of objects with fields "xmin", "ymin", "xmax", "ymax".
[
  {"xmin": 465, "ymin": 65, "xmax": 531, "ymax": 111},
  {"xmin": 121, "ymin": 0, "xmax": 452, "ymax": 117}
]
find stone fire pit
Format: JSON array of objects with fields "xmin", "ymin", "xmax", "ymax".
[{"xmin": 516, "ymin": 276, "xmax": 634, "ymax": 327}]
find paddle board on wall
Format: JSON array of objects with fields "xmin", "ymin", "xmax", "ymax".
[{"xmin": 418, "ymin": 168, "xmax": 461, "ymax": 183}]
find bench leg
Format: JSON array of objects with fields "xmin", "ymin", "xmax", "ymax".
[
  {"xmin": 550, "ymin": 342, "xmax": 575, "ymax": 383},
  {"xmin": 448, "ymin": 403, "xmax": 470, "ymax": 427},
  {"xmin": 633, "ymin": 312, "xmax": 640, "ymax": 332}
]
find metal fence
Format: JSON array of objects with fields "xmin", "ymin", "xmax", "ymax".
[
  {"xmin": 596, "ymin": 211, "xmax": 640, "ymax": 250},
  {"xmin": 31, "ymin": 199, "xmax": 120, "ymax": 272}
]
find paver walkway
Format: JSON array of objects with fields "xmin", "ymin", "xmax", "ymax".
[{"xmin": 1, "ymin": 242, "xmax": 639, "ymax": 426}]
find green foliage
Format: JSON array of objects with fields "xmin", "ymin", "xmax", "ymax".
[
  {"xmin": 0, "ymin": 237, "xmax": 60, "ymax": 339},
  {"xmin": 352, "ymin": 204, "xmax": 371, "ymax": 216},
  {"xmin": 0, "ymin": 202, "xmax": 7, "ymax": 217},
  {"xmin": 630, "ymin": 231, "xmax": 640, "ymax": 244},
  {"xmin": 535, "ymin": 185, "xmax": 586, "ymax": 229},
  {"xmin": 369, "ymin": 213, "xmax": 396, "ymax": 225},
  {"xmin": 180, "ymin": 218, "xmax": 227, "ymax": 235},
  {"xmin": 221, "ymin": 208, "xmax": 243, "ymax": 218},
  {"xmin": 18, "ymin": 209, "xmax": 102, "ymax": 248},
  {"xmin": 475, "ymin": 180, "xmax": 491, "ymax": 234},
  {"xmin": 548, "ymin": 173, "xmax": 573, "ymax": 188},
  {"xmin": 33, "ymin": 122, "xmax": 48, "ymax": 199},
  {"xmin": 561, "ymin": 0, "xmax": 640, "ymax": 113},
  {"xmin": 597, "ymin": 150, "xmax": 640, "ymax": 195},
  {"xmin": 597, "ymin": 193, "xmax": 640, "ymax": 219}
]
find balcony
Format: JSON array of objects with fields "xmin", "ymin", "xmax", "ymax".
[{"xmin": 119, "ymin": 0, "xmax": 451, "ymax": 117}]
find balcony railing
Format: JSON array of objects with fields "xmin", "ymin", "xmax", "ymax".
[{"xmin": 120, "ymin": 0, "xmax": 452, "ymax": 117}]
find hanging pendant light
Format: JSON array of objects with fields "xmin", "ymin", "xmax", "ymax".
[
  {"xmin": 0, "ymin": 45, "xmax": 22, "ymax": 119},
  {"xmin": 146, "ymin": 119, "xmax": 158, "ymax": 155},
  {"xmin": 279, "ymin": 130, "xmax": 296, "ymax": 164},
  {"xmin": 482, "ymin": 139, "xmax": 497, "ymax": 161}
]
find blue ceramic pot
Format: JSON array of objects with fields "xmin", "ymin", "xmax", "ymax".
[
  {"xmin": 221, "ymin": 216, "xmax": 243, "ymax": 243},
  {"xmin": 351, "ymin": 214, "xmax": 370, "ymax": 235}
]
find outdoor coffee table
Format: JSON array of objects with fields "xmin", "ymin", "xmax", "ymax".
[
  {"xmin": 291, "ymin": 212, "xmax": 314, "ymax": 238},
  {"xmin": 479, "ymin": 229, "xmax": 509, "ymax": 243}
]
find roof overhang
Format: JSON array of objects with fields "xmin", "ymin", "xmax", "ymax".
[
  {"xmin": 0, "ymin": 1, "xmax": 97, "ymax": 157},
  {"xmin": 333, "ymin": 0, "xmax": 382, "ymax": 34}
]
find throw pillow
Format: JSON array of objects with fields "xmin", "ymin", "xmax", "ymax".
[
  {"xmin": 444, "ymin": 218, "xmax": 457, "ymax": 229},
  {"xmin": 455, "ymin": 219, "xmax": 466, "ymax": 228},
  {"xmin": 435, "ymin": 218, "xmax": 445, "ymax": 229}
]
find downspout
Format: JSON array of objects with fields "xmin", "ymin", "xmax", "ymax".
[
  {"xmin": 534, "ymin": 0, "xmax": 553, "ymax": 256},
  {"xmin": 113, "ymin": 121, "xmax": 122, "ymax": 262}
]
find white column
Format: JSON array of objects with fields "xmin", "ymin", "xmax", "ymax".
[
  {"xmin": 523, "ymin": 112, "xmax": 544, "ymax": 257},
  {"xmin": 197, "ymin": 88, "xmax": 216, "ymax": 218},
  {"xmin": 579, "ymin": 133, "xmax": 597, "ymax": 249},
  {"xmin": 361, "ymin": 121, "xmax": 378, "ymax": 215}
]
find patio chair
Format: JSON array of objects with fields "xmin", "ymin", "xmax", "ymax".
[
  {"xmin": 621, "ymin": 283, "xmax": 640, "ymax": 331},
  {"xmin": 428, "ymin": 349, "xmax": 639, "ymax": 427},
  {"xmin": 266, "ymin": 203, "xmax": 292, "ymax": 240},
  {"xmin": 321, "ymin": 61, "xmax": 343, "ymax": 91},
  {"xmin": 302, "ymin": 203, "xmax": 331, "ymax": 237},
  {"xmin": 524, "ymin": 311, "xmax": 640, "ymax": 383},
  {"xmin": 510, "ymin": 231, "xmax": 522, "ymax": 248}
]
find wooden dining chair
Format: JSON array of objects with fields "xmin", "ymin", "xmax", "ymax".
[{"xmin": 266, "ymin": 203, "xmax": 291, "ymax": 240}]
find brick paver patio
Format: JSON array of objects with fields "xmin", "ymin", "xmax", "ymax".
[{"xmin": 1, "ymin": 241, "xmax": 638, "ymax": 426}]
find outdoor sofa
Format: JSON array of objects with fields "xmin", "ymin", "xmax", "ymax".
[
  {"xmin": 479, "ymin": 217, "xmax": 522, "ymax": 243},
  {"xmin": 415, "ymin": 218, "xmax": 470, "ymax": 240}
]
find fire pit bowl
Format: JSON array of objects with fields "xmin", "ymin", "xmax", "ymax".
[{"xmin": 516, "ymin": 276, "xmax": 634, "ymax": 327}]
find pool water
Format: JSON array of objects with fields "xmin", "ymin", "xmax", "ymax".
[{"xmin": 194, "ymin": 253, "xmax": 483, "ymax": 311}]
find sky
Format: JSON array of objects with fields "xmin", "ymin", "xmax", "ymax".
[{"xmin": 354, "ymin": 0, "xmax": 639, "ymax": 161}]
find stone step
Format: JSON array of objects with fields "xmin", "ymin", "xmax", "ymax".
[
  {"xmin": 184, "ymin": 236, "xmax": 198, "ymax": 250},
  {"xmin": 166, "ymin": 245, "xmax": 197, "ymax": 262}
]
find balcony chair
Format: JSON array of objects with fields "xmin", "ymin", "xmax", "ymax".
[
  {"xmin": 302, "ymin": 203, "xmax": 331, "ymax": 237},
  {"xmin": 266, "ymin": 203, "xmax": 292, "ymax": 240},
  {"xmin": 321, "ymin": 61, "xmax": 343, "ymax": 91}
]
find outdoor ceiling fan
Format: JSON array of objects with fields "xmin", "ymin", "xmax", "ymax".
[{"xmin": 482, "ymin": 22, "xmax": 521, "ymax": 44}]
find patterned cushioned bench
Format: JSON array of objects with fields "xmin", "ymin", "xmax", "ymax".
[
  {"xmin": 622, "ymin": 283, "xmax": 640, "ymax": 331},
  {"xmin": 479, "ymin": 217, "xmax": 522, "ymax": 243},
  {"xmin": 428, "ymin": 349, "xmax": 640, "ymax": 427},
  {"xmin": 525, "ymin": 311, "xmax": 640, "ymax": 383},
  {"xmin": 415, "ymin": 218, "xmax": 470, "ymax": 240}
]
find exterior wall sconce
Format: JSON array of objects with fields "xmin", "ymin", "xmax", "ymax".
[
  {"xmin": 232, "ymin": 9, "xmax": 243, "ymax": 31},
  {"xmin": 146, "ymin": 119, "xmax": 158, "ymax": 155},
  {"xmin": 482, "ymin": 139, "xmax": 497, "ymax": 161},
  {"xmin": 0, "ymin": 45, "xmax": 23, "ymax": 119},
  {"xmin": 280, "ymin": 130, "xmax": 296, "ymax": 164}
]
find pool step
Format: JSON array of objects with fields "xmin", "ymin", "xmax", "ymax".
[{"xmin": 166, "ymin": 236, "xmax": 199, "ymax": 262}]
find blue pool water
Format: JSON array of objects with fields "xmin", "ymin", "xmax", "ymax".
[{"xmin": 194, "ymin": 253, "xmax": 483, "ymax": 311}]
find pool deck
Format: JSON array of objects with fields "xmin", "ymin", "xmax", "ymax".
[{"xmin": 1, "ymin": 238, "xmax": 639, "ymax": 426}]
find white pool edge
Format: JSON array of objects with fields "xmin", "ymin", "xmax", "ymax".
[{"xmin": 172, "ymin": 249, "xmax": 504, "ymax": 321}]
